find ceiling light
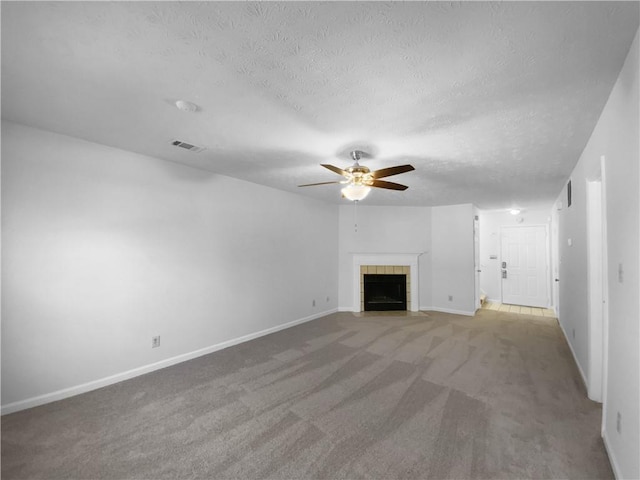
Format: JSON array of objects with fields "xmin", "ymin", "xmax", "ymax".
[
  {"xmin": 341, "ymin": 185, "xmax": 371, "ymax": 201},
  {"xmin": 175, "ymin": 100, "xmax": 199, "ymax": 113},
  {"xmin": 510, "ymin": 209, "xmax": 521, "ymax": 215}
]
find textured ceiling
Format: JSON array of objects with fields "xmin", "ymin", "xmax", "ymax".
[{"xmin": 2, "ymin": 2, "xmax": 638, "ymax": 208}]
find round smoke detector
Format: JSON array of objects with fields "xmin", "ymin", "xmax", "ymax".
[{"xmin": 175, "ymin": 100, "xmax": 199, "ymax": 113}]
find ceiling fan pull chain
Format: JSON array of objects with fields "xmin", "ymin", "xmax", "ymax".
[{"xmin": 354, "ymin": 200, "xmax": 359, "ymax": 233}]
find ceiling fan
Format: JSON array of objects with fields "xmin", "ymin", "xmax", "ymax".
[{"xmin": 298, "ymin": 150, "xmax": 415, "ymax": 201}]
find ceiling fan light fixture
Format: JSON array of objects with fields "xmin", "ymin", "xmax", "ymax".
[
  {"xmin": 299, "ymin": 150, "xmax": 414, "ymax": 200},
  {"xmin": 341, "ymin": 184, "xmax": 371, "ymax": 201}
]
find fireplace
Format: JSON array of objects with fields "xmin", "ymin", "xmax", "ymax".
[
  {"xmin": 363, "ymin": 274, "xmax": 407, "ymax": 311},
  {"xmin": 358, "ymin": 264, "xmax": 412, "ymax": 311},
  {"xmin": 352, "ymin": 255, "xmax": 420, "ymax": 312}
]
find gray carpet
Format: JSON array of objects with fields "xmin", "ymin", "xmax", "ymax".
[{"xmin": 2, "ymin": 309, "xmax": 613, "ymax": 479}]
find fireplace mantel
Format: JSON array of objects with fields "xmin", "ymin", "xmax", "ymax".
[{"xmin": 351, "ymin": 253, "xmax": 421, "ymax": 312}]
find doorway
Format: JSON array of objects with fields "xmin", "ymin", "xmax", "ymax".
[{"xmin": 500, "ymin": 225, "xmax": 549, "ymax": 308}]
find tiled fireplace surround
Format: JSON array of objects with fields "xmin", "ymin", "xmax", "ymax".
[{"xmin": 352, "ymin": 254, "xmax": 420, "ymax": 312}]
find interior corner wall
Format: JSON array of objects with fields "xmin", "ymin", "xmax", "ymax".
[
  {"xmin": 1, "ymin": 121, "xmax": 339, "ymax": 411},
  {"xmin": 478, "ymin": 208, "xmax": 552, "ymax": 303},
  {"xmin": 555, "ymin": 30, "xmax": 639, "ymax": 479},
  {"xmin": 337, "ymin": 205, "xmax": 432, "ymax": 310},
  {"xmin": 430, "ymin": 204, "xmax": 476, "ymax": 314},
  {"xmin": 336, "ymin": 203, "xmax": 478, "ymax": 316}
]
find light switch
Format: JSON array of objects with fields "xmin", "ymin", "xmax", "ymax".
[{"xmin": 567, "ymin": 238, "xmax": 572, "ymax": 246}]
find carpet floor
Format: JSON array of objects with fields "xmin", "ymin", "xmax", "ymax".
[{"xmin": 2, "ymin": 309, "xmax": 612, "ymax": 479}]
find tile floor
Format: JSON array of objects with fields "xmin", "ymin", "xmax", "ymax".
[{"xmin": 482, "ymin": 301, "xmax": 557, "ymax": 318}]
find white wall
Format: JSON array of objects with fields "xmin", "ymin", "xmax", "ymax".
[
  {"xmin": 550, "ymin": 201, "xmax": 561, "ymax": 316},
  {"xmin": 430, "ymin": 204, "xmax": 476, "ymax": 314},
  {"xmin": 337, "ymin": 205, "xmax": 432, "ymax": 310},
  {"xmin": 1, "ymin": 122, "xmax": 339, "ymax": 412},
  {"xmin": 555, "ymin": 30, "xmax": 639, "ymax": 479},
  {"xmin": 478, "ymin": 208, "xmax": 552, "ymax": 303}
]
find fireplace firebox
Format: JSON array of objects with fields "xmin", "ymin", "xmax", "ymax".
[{"xmin": 363, "ymin": 274, "xmax": 407, "ymax": 311}]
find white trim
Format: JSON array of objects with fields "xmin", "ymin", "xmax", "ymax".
[
  {"xmin": 586, "ymin": 177, "xmax": 604, "ymax": 402},
  {"xmin": 599, "ymin": 154, "xmax": 610, "ymax": 437},
  {"xmin": 420, "ymin": 306, "xmax": 476, "ymax": 317},
  {"xmin": 351, "ymin": 253, "xmax": 421, "ymax": 312},
  {"xmin": 487, "ymin": 297, "xmax": 502, "ymax": 304},
  {"xmin": 602, "ymin": 430, "xmax": 622, "ymax": 479},
  {"xmin": 1, "ymin": 308, "xmax": 337, "ymax": 415}
]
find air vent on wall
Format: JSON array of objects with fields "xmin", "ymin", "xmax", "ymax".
[{"xmin": 171, "ymin": 140, "xmax": 205, "ymax": 153}]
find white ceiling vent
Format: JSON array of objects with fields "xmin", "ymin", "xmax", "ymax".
[{"xmin": 171, "ymin": 140, "xmax": 205, "ymax": 153}]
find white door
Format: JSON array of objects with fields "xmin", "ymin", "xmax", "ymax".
[{"xmin": 500, "ymin": 225, "xmax": 549, "ymax": 307}]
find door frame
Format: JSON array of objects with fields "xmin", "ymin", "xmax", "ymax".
[
  {"xmin": 499, "ymin": 224, "xmax": 551, "ymax": 307},
  {"xmin": 586, "ymin": 178, "xmax": 604, "ymax": 402},
  {"xmin": 599, "ymin": 156, "xmax": 610, "ymax": 429},
  {"xmin": 474, "ymin": 215, "xmax": 481, "ymax": 311}
]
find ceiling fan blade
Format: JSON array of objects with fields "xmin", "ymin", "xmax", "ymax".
[
  {"xmin": 321, "ymin": 164, "xmax": 349, "ymax": 177},
  {"xmin": 298, "ymin": 181, "xmax": 342, "ymax": 187},
  {"xmin": 370, "ymin": 164, "xmax": 415, "ymax": 179},
  {"xmin": 369, "ymin": 179, "xmax": 409, "ymax": 191}
]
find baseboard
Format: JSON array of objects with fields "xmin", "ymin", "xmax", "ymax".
[
  {"xmin": 558, "ymin": 320, "xmax": 588, "ymax": 391},
  {"xmin": 487, "ymin": 297, "xmax": 501, "ymax": 303},
  {"xmin": 602, "ymin": 429, "xmax": 622, "ymax": 479},
  {"xmin": 420, "ymin": 306, "xmax": 476, "ymax": 317},
  {"xmin": 1, "ymin": 308, "xmax": 337, "ymax": 415}
]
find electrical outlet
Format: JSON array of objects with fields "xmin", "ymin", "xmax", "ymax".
[
  {"xmin": 448, "ymin": 295, "xmax": 453, "ymax": 301},
  {"xmin": 616, "ymin": 412, "xmax": 621, "ymax": 434},
  {"xmin": 152, "ymin": 336, "xmax": 161, "ymax": 348}
]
